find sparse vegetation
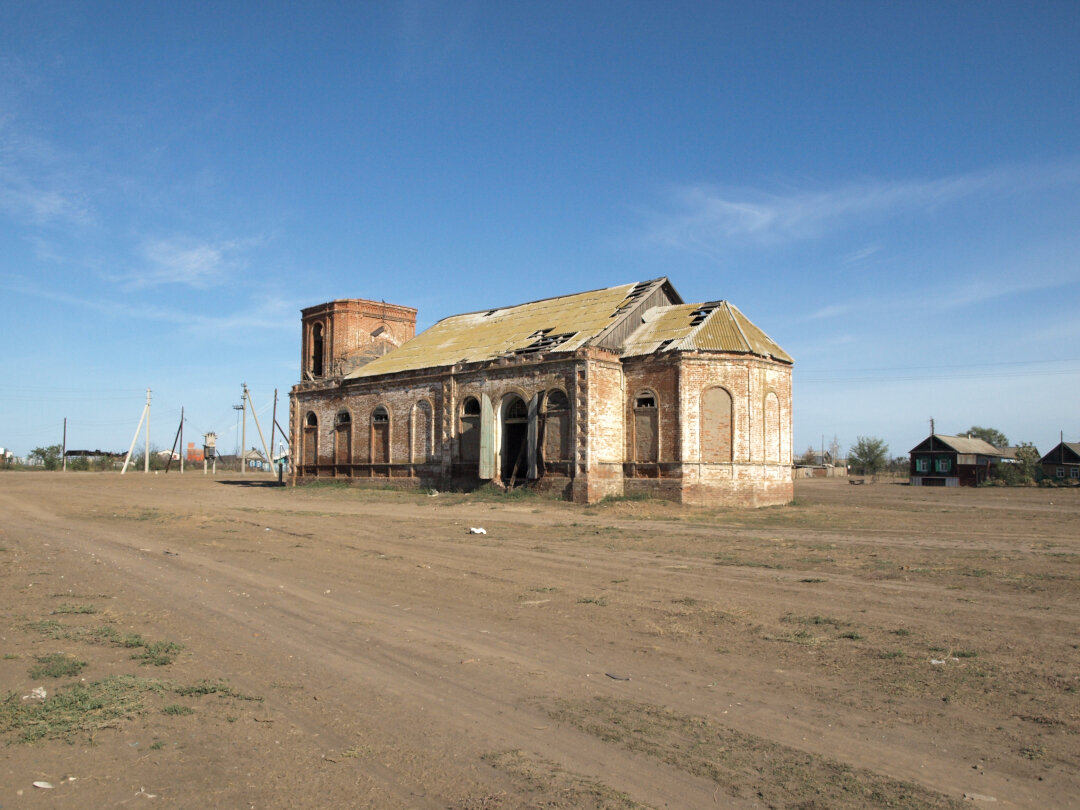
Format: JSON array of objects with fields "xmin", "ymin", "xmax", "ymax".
[
  {"xmin": 29, "ymin": 653, "xmax": 88, "ymax": 679},
  {"xmin": 132, "ymin": 641, "xmax": 183, "ymax": 666},
  {"xmin": 52, "ymin": 603, "xmax": 98, "ymax": 615}
]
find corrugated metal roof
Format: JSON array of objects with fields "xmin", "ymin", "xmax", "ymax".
[
  {"xmin": 621, "ymin": 300, "xmax": 793, "ymax": 363},
  {"xmin": 346, "ymin": 280, "xmax": 792, "ymax": 379},
  {"xmin": 930, "ymin": 435, "xmax": 1004, "ymax": 456},
  {"xmin": 347, "ymin": 280, "xmax": 668, "ymax": 378}
]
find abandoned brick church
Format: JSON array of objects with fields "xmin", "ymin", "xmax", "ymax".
[{"xmin": 289, "ymin": 278, "xmax": 793, "ymax": 506}]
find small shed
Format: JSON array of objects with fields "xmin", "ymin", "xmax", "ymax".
[
  {"xmin": 1039, "ymin": 441, "xmax": 1080, "ymax": 482},
  {"xmin": 909, "ymin": 434, "xmax": 1003, "ymax": 487}
]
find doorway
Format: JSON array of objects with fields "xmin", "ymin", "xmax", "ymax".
[{"xmin": 501, "ymin": 396, "xmax": 528, "ymax": 484}]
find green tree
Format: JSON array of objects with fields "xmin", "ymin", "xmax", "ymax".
[
  {"xmin": 848, "ymin": 436, "xmax": 889, "ymax": 477},
  {"xmin": 991, "ymin": 441, "xmax": 1041, "ymax": 485},
  {"xmin": 29, "ymin": 444, "xmax": 63, "ymax": 470},
  {"xmin": 965, "ymin": 426, "xmax": 1008, "ymax": 449}
]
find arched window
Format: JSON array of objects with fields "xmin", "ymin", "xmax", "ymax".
[
  {"xmin": 303, "ymin": 412, "xmax": 318, "ymax": 467},
  {"xmin": 311, "ymin": 323, "xmax": 325, "ymax": 377},
  {"xmin": 372, "ymin": 405, "xmax": 390, "ymax": 464},
  {"xmin": 334, "ymin": 410, "xmax": 352, "ymax": 465},
  {"xmin": 413, "ymin": 400, "xmax": 433, "ymax": 462},
  {"xmin": 701, "ymin": 387, "xmax": 733, "ymax": 463},
  {"xmin": 764, "ymin": 392, "xmax": 780, "ymax": 463},
  {"xmin": 633, "ymin": 391, "xmax": 659, "ymax": 463},
  {"xmin": 543, "ymin": 389, "xmax": 570, "ymax": 462},
  {"xmin": 460, "ymin": 396, "xmax": 481, "ymax": 463}
]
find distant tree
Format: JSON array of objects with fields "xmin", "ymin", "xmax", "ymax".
[
  {"xmin": 991, "ymin": 441, "xmax": 1041, "ymax": 486},
  {"xmin": 886, "ymin": 455, "xmax": 909, "ymax": 474},
  {"xmin": 796, "ymin": 446, "xmax": 818, "ymax": 466},
  {"xmin": 965, "ymin": 426, "xmax": 1008, "ymax": 449},
  {"xmin": 828, "ymin": 434, "xmax": 842, "ymax": 461},
  {"xmin": 848, "ymin": 436, "xmax": 889, "ymax": 477},
  {"xmin": 29, "ymin": 445, "xmax": 63, "ymax": 470}
]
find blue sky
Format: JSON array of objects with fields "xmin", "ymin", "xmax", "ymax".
[{"xmin": 2, "ymin": 1, "xmax": 1078, "ymax": 460}]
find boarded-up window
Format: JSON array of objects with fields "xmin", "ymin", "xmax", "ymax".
[
  {"xmin": 543, "ymin": 389, "xmax": 570, "ymax": 462},
  {"xmin": 460, "ymin": 397, "xmax": 480, "ymax": 463},
  {"xmin": 334, "ymin": 410, "xmax": 352, "ymax": 464},
  {"xmin": 764, "ymin": 392, "xmax": 780, "ymax": 463},
  {"xmin": 634, "ymin": 392, "xmax": 659, "ymax": 463},
  {"xmin": 372, "ymin": 406, "xmax": 390, "ymax": 464},
  {"xmin": 701, "ymin": 387, "xmax": 733, "ymax": 462},
  {"xmin": 303, "ymin": 412, "xmax": 318, "ymax": 466},
  {"xmin": 413, "ymin": 400, "xmax": 433, "ymax": 462}
]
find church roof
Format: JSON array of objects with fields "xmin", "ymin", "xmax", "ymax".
[
  {"xmin": 346, "ymin": 278, "xmax": 791, "ymax": 379},
  {"xmin": 621, "ymin": 301, "xmax": 793, "ymax": 363}
]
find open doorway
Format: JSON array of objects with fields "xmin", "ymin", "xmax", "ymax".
[{"xmin": 501, "ymin": 396, "xmax": 528, "ymax": 484}]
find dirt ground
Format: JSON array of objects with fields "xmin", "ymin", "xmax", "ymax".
[{"xmin": 1, "ymin": 472, "xmax": 1077, "ymax": 809}]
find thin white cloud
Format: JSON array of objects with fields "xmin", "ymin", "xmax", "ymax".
[
  {"xmin": 645, "ymin": 161, "xmax": 1080, "ymax": 258},
  {"xmin": 0, "ymin": 109, "xmax": 96, "ymax": 227},
  {"xmin": 1, "ymin": 272, "xmax": 294, "ymax": 331},
  {"xmin": 841, "ymin": 244, "xmax": 881, "ymax": 264},
  {"xmin": 115, "ymin": 235, "xmax": 265, "ymax": 290}
]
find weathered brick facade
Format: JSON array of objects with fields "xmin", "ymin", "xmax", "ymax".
[{"xmin": 290, "ymin": 281, "xmax": 793, "ymax": 506}]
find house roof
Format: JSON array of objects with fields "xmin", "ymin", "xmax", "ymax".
[
  {"xmin": 1040, "ymin": 442, "xmax": 1080, "ymax": 464},
  {"xmin": 910, "ymin": 434, "xmax": 1004, "ymax": 456},
  {"xmin": 346, "ymin": 278, "xmax": 791, "ymax": 379}
]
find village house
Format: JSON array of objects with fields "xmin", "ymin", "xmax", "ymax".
[
  {"xmin": 289, "ymin": 278, "xmax": 794, "ymax": 506},
  {"xmin": 908, "ymin": 433, "xmax": 1004, "ymax": 486},
  {"xmin": 1039, "ymin": 441, "xmax": 1080, "ymax": 482}
]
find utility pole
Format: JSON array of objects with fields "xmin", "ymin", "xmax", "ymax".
[
  {"xmin": 144, "ymin": 388, "xmax": 151, "ymax": 473},
  {"xmin": 62, "ymin": 417, "xmax": 67, "ymax": 472},
  {"xmin": 270, "ymin": 389, "xmax": 278, "ymax": 464},
  {"xmin": 122, "ymin": 389, "xmax": 152, "ymax": 475},
  {"xmin": 241, "ymin": 385, "xmax": 247, "ymax": 475},
  {"xmin": 232, "ymin": 402, "xmax": 244, "ymax": 472},
  {"xmin": 243, "ymin": 384, "xmax": 275, "ymax": 475},
  {"xmin": 165, "ymin": 407, "xmax": 185, "ymax": 474}
]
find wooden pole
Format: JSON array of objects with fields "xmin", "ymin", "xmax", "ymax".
[
  {"xmin": 270, "ymin": 389, "xmax": 278, "ymax": 464},
  {"xmin": 165, "ymin": 408, "xmax": 184, "ymax": 473},
  {"xmin": 62, "ymin": 417, "xmax": 67, "ymax": 472}
]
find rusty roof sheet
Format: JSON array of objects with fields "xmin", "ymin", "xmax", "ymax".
[
  {"xmin": 930, "ymin": 435, "xmax": 1004, "ymax": 456},
  {"xmin": 347, "ymin": 280, "xmax": 656, "ymax": 378},
  {"xmin": 622, "ymin": 301, "xmax": 792, "ymax": 363}
]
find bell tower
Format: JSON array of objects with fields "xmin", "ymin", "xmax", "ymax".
[{"xmin": 300, "ymin": 298, "xmax": 417, "ymax": 380}]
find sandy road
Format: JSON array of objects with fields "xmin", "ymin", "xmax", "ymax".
[{"xmin": 2, "ymin": 473, "xmax": 1077, "ymax": 808}]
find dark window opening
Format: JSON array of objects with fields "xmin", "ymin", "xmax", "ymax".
[
  {"xmin": 635, "ymin": 395, "xmax": 656, "ymax": 409},
  {"xmin": 373, "ymin": 406, "xmax": 389, "ymax": 423},
  {"xmin": 305, "ymin": 412, "xmax": 318, "ymax": 427},
  {"xmin": 335, "ymin": 411, "xmax": 351, "ymax": 425},
  {"xmin": 545, "ymin": 390, "xmax": 569, "ymax": 412},
  {"xmin": 311, "ymin": 323, "xmax": 325, "ymax": 377},
  {"xmin": 505, "ymin": 398, "xmax": 528, "ymax": 421},
  {"xmin": 462, "ymin": 397, "xmax": 481, "ymax": 416}
]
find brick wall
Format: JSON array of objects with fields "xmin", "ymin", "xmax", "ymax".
[{"xmin": 290, "ymin": 346, "xmax": 792, "ymax": 507}]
